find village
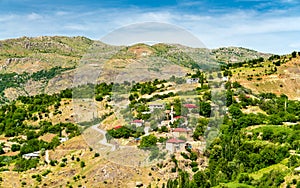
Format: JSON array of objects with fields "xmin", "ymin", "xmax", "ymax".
[{"xmin": 93, "ymin": 73, "xmax": 223, "ymax": 174}]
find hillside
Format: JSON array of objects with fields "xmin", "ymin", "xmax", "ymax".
[
  {"xmin": 0, "ymin": 36, "xmax": 271, "ymax": 104},
  {"xmin": 230, "ymin": 53, "xmax": 300, "ymax": 99},
  {"xmin": 3, "ymin": 36, "xmax": 296, "ymax": 188}
]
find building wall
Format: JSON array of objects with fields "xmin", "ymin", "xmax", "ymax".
[{"xmin": 166, "ymin": 143, "xmax": 174, "ymax": 153}]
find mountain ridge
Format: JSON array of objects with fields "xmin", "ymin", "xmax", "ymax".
[{"xmin": 0, "ymin": 36, "xmax": 272, "ymax": 103}]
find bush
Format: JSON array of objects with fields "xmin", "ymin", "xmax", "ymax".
[
  {"xmin": 293, "ymin": 179, "xmax": 297, "ymax": 185},
  {"xmin": 80, "ymin": 161, "xmax": 85, "ymax": 168},
  {"xmin": 139, "ymin": 135, "xmax": 157, "ymax": 149},
  {"xmin": 94, "ymin": 153, "xmax": 100, "ymax": 157},
  {"xmin": 36, "ymin": 174, "xmax": 42, "ymax": 182},
  {"xmin": 190, "ymin": 161, "xmax": 198, "ymax": 168},
  {"xmin": 258, "ymin": 170, "xmax": 285, "ymax": 187},
  {"xmin": 11, "ymin": 144, "xmax": 20, "ymax": 152},
  {"xmin": 238, "ymin": 173, "xmax": 250, "ymax": 184},
  {"xmin": 13, "ymin": 158, "xmax": 39, "ymax": 172},
  {"xmin": 192, "ymin": 167, "xmax": 199, "ymax": 172},
  {"xmin": 50, "ymin": 160, "xmax": 57, "ymax": 166},
  {"xmin": 60, "ymin": 163, "xmax": 66, "ymax": 167},
  {"xmin": 41, "ymin": 169, "xmax": 51, "ymax": 177},
  {"xmin": 181, "ymin": 152, "xmax": 189, "ymax": 159},
  {"xmin": 190, "ymin": 152, "xmax": 198, "ymax": 161}
]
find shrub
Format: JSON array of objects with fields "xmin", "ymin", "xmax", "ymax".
[
  {"xmin": 192, "ymin": 167, "xmax": 199, "ymax": 172},
  {"xmin": 50, "ymin": 160, "xmax": 57, "ymax": 166},
  {"xmin": 80, "ymin": 161, "xmax": 85, "ymax": 168},
  {"xmin": 181, "ymin": 152, "xmax": 189, "ymax": 159},
  {"xmin": 35, "ymin": 174, "xmax": 42, "ymax": 182},
  {"xmin": 41, "ymin": 169, "xmax": 51, "ymax": 177},
  {"xmin": 11, "ymin": 144, "xmax": 21, "ymax": 152},
  {"xmin": 60, "ymin": 163, "xmax": 66, "ymax": 167},
  {"xmin": 190, "ymin": 161, "xmax": 198, "ymax": 168}
]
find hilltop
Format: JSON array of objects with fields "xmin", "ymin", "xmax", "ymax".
[{"xmin": 0, "ymin": 36, "xmax": 271, "ymax": 104}]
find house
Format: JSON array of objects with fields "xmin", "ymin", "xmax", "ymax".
[
  {"xmin": 222, "ymin": 77, "xmax": 228, "ymax": 82},
  {"xmin": 295, "ymin": 166, "xmax": 300, "ymax": 174},
  {"xmin": 159, "ymin": 120, "xmax": 171, "ymax": 128},
  {"xmin": 59, "ymin": 137, "xmax": 69, "ymax": 143},
  {"xmin": 186, "ymin": 78, "xmax": 199, "ymax": 84},
  {"xmin": 172, "ymin": 127, "xmax": 192, "ymax": 138},
  {"xmin": 131, "ymin": 120, "xmax": 144, "ymax": 127},
  {"xmin": 22, "ymin": 151, "xmax": 40, "ymax": 159},
  {"xmin": 184, "ymin": 104, "xmax": 197, "ymax": 109},
  {"xmin": 173, "ymin": 116, "xmax": 188, "ymax": 126},
  {"xmin": 148, "ymin": 103, "xmax": 164, "ymax": 112},
  {"xmin": 174, "ymin": 116, "xmax": 183, "ymax": 120},
  {"xmin": 114, "ymin": 125, "xmax": 123, "ymax": 130},
  {"xmin": 166, "ymin": 138, "xmax": 186, "ymax": 153}
]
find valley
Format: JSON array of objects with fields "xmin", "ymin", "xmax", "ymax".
[{"xmin": 0, "ymin": 36, "xmax": 300, "ymax": 188}]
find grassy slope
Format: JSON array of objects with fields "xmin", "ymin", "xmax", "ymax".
[{"xmin": 231, "ymin": 54, "xmax": 300, "ymax": 99}]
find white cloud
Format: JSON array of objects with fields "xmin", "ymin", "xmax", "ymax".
[
  {"xmin": 64, "ymin": 24, "xmax": 89, "ymax": 31},
  {"xmin": 27, "ymin": 12, "xmax": 42, "ymax": 20},
  {"xmin": 0, "ymin": 6, "xmax": 299, "ymax": 54}
]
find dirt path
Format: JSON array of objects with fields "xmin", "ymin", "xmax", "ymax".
[
  {"xmin": 45, "ymin": 150, "xmax": 50, "ymax": 164},
  {"xmin": 91, "ymin": 124, "xmax": 116, "ymax": 151}
]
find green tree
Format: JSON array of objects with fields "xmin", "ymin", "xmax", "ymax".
[
  {"xmin": 193, "ymin": 171, "xmax": 209, "ymax": 188},
  {"xmin": 139, "ymin": 135, "xmax": 157, "ymax": 149},
  {"xmin": 80, "ymin": 161, "xmax": 85, "ymax": 168},
  {"xmin": 11, "ymin": 144, "xmax": 20, "ymax": 152}
]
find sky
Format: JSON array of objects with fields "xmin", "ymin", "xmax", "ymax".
[{"xmin": 0, "ymin": 0, "xmax": 300, "ymax": 54}]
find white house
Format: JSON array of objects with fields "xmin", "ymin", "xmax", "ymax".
[
  {"xmin": 295, "ymin": 166, "xmax": 300, "ymax": 174},
  {"xmin": 130, "ymin": 119, "xmax": 144, "ymax": 127},
  {"xmin": 166, "ymin": 138, "xmax": 186, "ymax": 153},
  {"xmin": 222, "ymin": 77, "xmax": 228, "ymax": 82},
  {"xmin": 59, "ymin": 137, "xmax": 69, "ymax": 143},
  {"xmin": 22, "ymin": 151, "xmax": 40, "ymax": 159},
  {"xmin": 148, "ymin": 103, "xmax": 164, "ymax": 112},
  {"xmin": 186, "ymin": 78, "xmax": 199, "ymax": 84},
  {"xmin": 172, "ymin": 128, "xmax": 192, "ymax": 138}
]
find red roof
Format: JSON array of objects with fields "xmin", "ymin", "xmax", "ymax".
[
  {"xmin": 114, "ymin": 125, "xmax": 123, "ymax": 130},
  {"xmin": 184, "ymin": 104, "xmax": 197, "ymax": 108},
  {"xmin": 131, "ymin": 120, "xmax": 143, "ymax": 123},
  {"xmin": 167, "ymin": 138, "xmax": 185, "ymax": 143},
  {"xmin": 173, "ymin": 128, "xmax": 191, "ymax": 132},
  {"xmin": 174, "ymin": 116, "xmax": 183, "ymax": 119}
]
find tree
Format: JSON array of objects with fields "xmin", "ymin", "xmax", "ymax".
[
  {"xmin": 193, "ymin": 118, "xmax": 208, "ymax": 140},
  {"xmin": 229, "ymin": 105, "xmax": 243, "ymax": 119},
  {"xmin": 26, "ymin": 131, "xmax": 37, "ymax": 140},
  {"xmin": 292, "ymin": 51, "xmax": 297, "ymax": 58},
  {"xmin": 139, "ymin": 135, "xmax": 157, "ymax": 149},
  {"xmin": 199, "ymin": 102, "xmax": 211, "ymax": 117},
  {"xmin": 80, "ymin": 161, "xmax": 85, "ymax": 168},
  {"xmin": 11, "ymin": 144, "xmax": 20, "ymax": 152},
  {"xmin": 193, "ymin": 171, "xmax": 209, "ymax": 187},
  {"xmin": 190, "ymin": 151, "xmax": 198, "ymax": 161},
  {"xmin": 0, "ymin": 146, "xmax": 4, "ymax": 155}
]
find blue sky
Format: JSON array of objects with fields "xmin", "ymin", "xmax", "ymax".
[{"xmin": 0, "ymin": 0, "xmax": 300, "ymax": 54}]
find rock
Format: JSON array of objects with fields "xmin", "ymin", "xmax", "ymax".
[{"xmin": 135, "ymin": 182, "xmax": 143, "ymax": 187}]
